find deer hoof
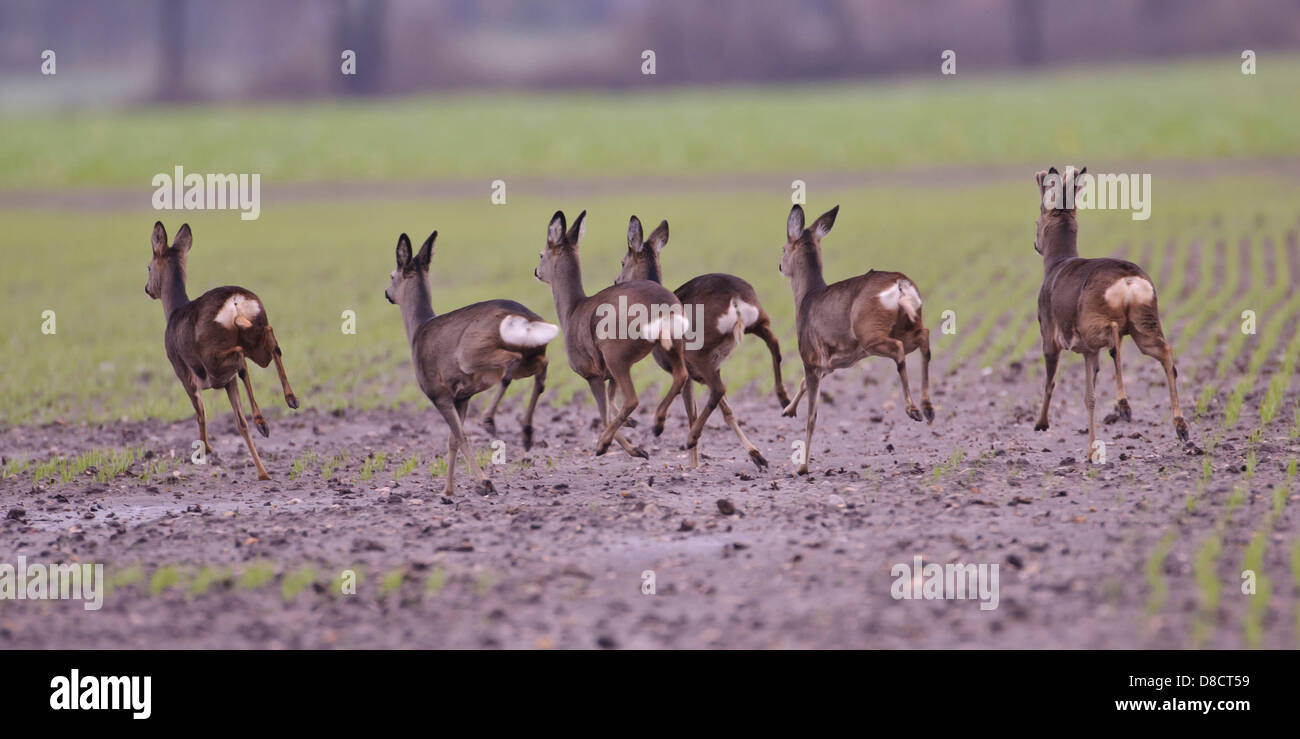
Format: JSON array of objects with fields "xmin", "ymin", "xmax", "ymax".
[
  {"xmin": 254, "ymin": 417, "xmax": 269, "ymax": 437},
  {"xmin": 482, "ymin": 417, "xmax": 496, "ymax": 434},
  {"xmin": 776, "ymin": 395, "xmax": 791, "ymax": 410},
  {"xmin": 478, "ymin": 479, "xmax": 496, "ymax": 495},
  {"xmin": 1034, "ymin": 420, "xmax": 1049, "ymax": 432},
  {"xmin": 749, "ymin": 449, "xmax": 769, "ymax": 470},
  {"xmin": 906, "ymin": 406, "xmax": 923, "ymax": 422},
  {"xmin": 595, "ymin": 443, "xmax": 610, "ymax": 456},
  {"xmin": 652, "ymin": 422, "xmax": 664, "ymax": 437},
  {"xmin": 922, "ymin": 402, "xmax": 934, "ymax": 423},
  {"xmin": 285, "ymin": 394, "xmax": 299, "ymax": 410},
  {"xmin": 521, "ymin": 426, "xmax": 534, "ymax": 451},
  {"xmin": 796, "ymin": 464, "xmax": 809, "ymax": 476},
  {"xmin": 624, "ymin": 417, "xmax": 639, "ymax": 428},
  {"xmin": 1174, "ymin": 417, "xmax": 1189, "ymax": 442},
  {"xmin": 631, "ymin": 446, "xmax": 650, "ymax": 460},
  {"xmin": 257, "ymin": 471, "xmax": 271, "ymax": 481},
  {"xmin": 1115, "ymin": 399, "xmax": 1132, "ymax": 422},
  {"xmin": 782, "ymin": 406, "xmax": 798, "ymax": 418}
]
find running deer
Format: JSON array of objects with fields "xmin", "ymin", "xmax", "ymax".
[
  {"xmin": 1032, "ymin": 166, "xmax": 1189, "ymax": 458},
  {"xmin": 534, "ymin": 210, "xmax": 690, "ymax": 458},
  {"xmin": 386, "ymin": 230, "xmax": 558, "ymax": 495},
  {"xmin": 779, "ymin": 204, "xmax": 933, "ymax": 475},
  {"xmin": 614, "ymin": 215, "xmax": 786, "ymax": 469},
  {"xmin": 145, "ymin": 222, "xmax": 299, "ymax": 481}
]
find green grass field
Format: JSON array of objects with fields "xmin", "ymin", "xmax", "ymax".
[{"xmin": 2, "ymin": 55, "xmax": 1299, "ymax": 426}]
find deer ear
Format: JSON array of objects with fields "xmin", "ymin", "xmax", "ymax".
[
  {"xmin": 810, "ymin": 205, "xmax": 838, "ymax": 243},
  {"xmin": 787, "ymin": 205, "xmax": 805, "ymax": 241},
  {"xmin": 395, "ymin": 233, "xmax": 413, "ymax": 269},
  {"xmin": 627, "ymin": 216, "xmax": 644, "ymax": 251},
  {"xmin": 1034, "ymin": 170, "xmax": 1049, "ymax": 191},
  {"xmin": 647, "ymin": 220, "xmax": 669, "ymax": 253},
  {"xmin": 567, "ymin": 210, "xmax": 587, "ymax": 246},
  {"xmin": 416, "ymin": 231, "xmax": 436, "ymax": 269},
  {"xmin": 173, "ymin": 223, "xmax": 193, "ymax": 253},
  {"xmin": 547, "ymin": 211, "xmax": 567, "ymax": 247},
  {"xmin": 152, "ymin": 221, "xmax": 168, "ymax": 256}
]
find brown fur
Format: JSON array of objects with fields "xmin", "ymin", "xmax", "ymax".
[
  {"xmin": 779, "ymin": 205, "xmax": 933, "ymax": 475},
  {"xmin": 386, "ymin": 231, "xmax": 555, "ymax": 495},
  {"xmin": 145, "ymin": 222, "xmax": 298, "ymax": 481},
  {"xmin": 1032, "ymin": 166, "xmax": 1189, "ymax": 456},
  {"xmin": 614, "ymin": 215, "xmax": 784, "ymax": 470},
  {"xmin": 534, "ymin": 210, "xmax": 689, "ymax": 458}
]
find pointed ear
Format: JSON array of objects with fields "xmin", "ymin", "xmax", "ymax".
[
  {"xmin": 173, "ymin": 223, "xmax": 193, "ymax": 254},
  {"xmin": 647, "ymin": 220, "xmax": 669, "ymax": 253},
  {"xmin": 395, "ymin": 233, "xmax": 413, "ymax": 269},
  {"xmin": 152, "ymin": 221, "xmax": 168, "ymax": 256},
  {"xmin": 416, "ymin": 231, "xmax": 436, "ymax": 269},
  {"xmin": 567, "ymin": 210, "xmax": 587, "ymax": 246},
  {"xmin": 787, "ymin": 205, "xmax": 805, "ymax": 241},
  {"xmin": 547, "ymin": 211, "xmax": 567, "ymax": 247},
  {"xmin": 1034, "ymin": 170, "xmax": 1049, "ymax": 191},
  {"xmin": 626, "ymin": 216, "xmax": 644, "ymax": 251},
  {"xmin": 810, "ymin": 205, "xmax": 838, "ymax": 244}
]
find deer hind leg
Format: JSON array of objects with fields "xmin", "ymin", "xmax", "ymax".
[
  {"xmin": 749, "ymin": 321, "xmax": 790, "ymax": 409},
  {"xmin": 435, "ymin": 396, "xmax": 493, "ymax": 495},
  {"xmin": 481, "ymin": 379, "xmax": 509, "ymax": 435},
  {"xmin": 1132, "ymin": 331, "xmax": 1189, "ymax": 443},
  {"xmin": 230, "ymin": 348, "xmax": 269, "ymax": 438},
  {"xmin": 783, "ymin": 375, "xmax": 806, "ymax": 417},
  {"xmin": 719, "ymin": 396, "xmax": 767, "ymax": 470},
  {"xmin": 679, "ymin": 378, "xmax": 699, "ymax": 467},
  {"xmin": 919, "ymin": 327, "xmax": 934, "ymax": 424},
  {"xmin": 589, "ymin": 377, "xmax": 646, "ymax": 459},
  {"xmin": 1083, "ymin": 351, "xmax": 1100, "ymax": 461},
  {"xmin": 1035, "ymin": 342, "xmax": 1060, "ymax": 432},
  {"xmin": 684, "ymin": 368, "xmax": 727, "ymax": 470},
  {"xmin": 797, "ymin": 369, "xmax": 822, "ymax": 475},
  {"xmin": 1108, "ymin": 321, "xmax": 1132, "ymax": 422},
  {"xmin": 520, "ymin": 359, "xmax": 546, "ymax": 451},
  {"xmin": 224, "ymin": 380, "xmax": 270, "ymax": 480},
  {"xmin": 185, "ymin": 381, "xmax": 211, "ymax": 455},
  {"xmin": 865, "ymin": 337, "xmax": 922, "ymax": 421},
  {"xmin": 651, "ymin": 341, "xmax": 690, "ymax": 439},
  {"xmin": 264, "ymin": 325, "xmax": 299, "ymax": 410}
]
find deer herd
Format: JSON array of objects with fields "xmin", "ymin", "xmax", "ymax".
[{"xmin": 145, "ymin": 166, "xmax": 1190, "ymax": 493}]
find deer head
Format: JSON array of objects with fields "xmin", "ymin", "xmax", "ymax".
[
  {"xmin": 1033, "ymin": 165, "xmax": 1086, "ymax": 257},
  {"xmin": 145, "ymin": 221, "xmax": 192, "ymax": 299},
  {"xmin": 779, "ymin": 204, "xmax": 838, "ymax": 282},
  {"xmin": 614, "ymin": 215, "xmax": 669, "ymax": 285},
  {"xmin": 385, "ymin": 231, "xmax": 436, "ymax": 304}
]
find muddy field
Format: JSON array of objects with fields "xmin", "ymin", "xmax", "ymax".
[{"xmin": 3, "ymin": 337, "xmax": 1297, "ymax": 650}]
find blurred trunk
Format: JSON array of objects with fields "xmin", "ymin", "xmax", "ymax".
[
  {"xmin": 1010, "ymin": 0, "xmax": 1043, "ymax": 65},
  {"xmin": 157, "ymin": 0, "xmax": 188, "ymax": 100},
  {"xmin": 334, "ymin": 0, "xmax": 389, "ymax": 95}
]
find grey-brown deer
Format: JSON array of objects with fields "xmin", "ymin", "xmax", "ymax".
[
  {"xmin": 779, "ymin": 204, "xmax": 933, "ymax": 475},
  {"xmin": 534, "ymin": 210, "xmax": 690, "ymax": 458},
  {"xmin": 1032, "ymin": 166, "xmax": 1188, "ymax": 459},
  {"xmin": 614, "ymin": 215, "xmax": 786, "ymax": 469},
  {"xmin": 386, "ymin": 230, "xmax": 558, "ymax": 495},
  {"xmin": 145, "ymin": 221, "xmax": 299, "ymax": 481}
]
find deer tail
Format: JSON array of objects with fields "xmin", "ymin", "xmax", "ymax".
[{"xmin": 895, "ymin": 280, "xmax": 922, "ymax": 322}]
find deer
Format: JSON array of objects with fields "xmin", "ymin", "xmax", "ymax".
[
  {"xmin": 778, "ymin": 204, "xmax": 933, "ymax": 475},
  {"xmin": 534, "ymin": 210, "xmax": 691, "ymax": 459},
  {"xmin": 145, "ymin": 221, "xmax": 299, "ymax": 481},
  {"xmin": 385, "ymin": 230, "xmax": 558, "ymax": 495},
  {"xmin": 613, "ymin": 215, "xmax": 787, "ymax": 470},
  {"xmin": 1032, "ymin": 166, "xmax": 1189, "ymax": 459}
]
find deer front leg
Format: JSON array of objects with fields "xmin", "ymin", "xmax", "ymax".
[
  {"xmin": 719, "ymin": 397, "xmax": 767, "ymax": 470},
  {"xmin": 1035, "ymin": 345, "xmax": 1059, "ymax": 431},
  {"xmin": 264, "ymin": 325, "xmax": 299, "ymax": 410},
  {"xmin": 783, "ymin": 376, "xmax": 806, "ymax": 417},
  {"xmin": 798, "ymin": 371, "xmax": 821, "ymax": 475},
  {"xmin": 750, "ymin": 322, "xmax": 790, "ymax": 409},
  {"xmin": 224, "ymin": 380, "xmax": 270, "ymax": 480},
  {"xmin": 1084, "ymin": 351, "xmax": 1100, "ymax": 461},
  {"xmin": 185, "ymin": 384, "xmax": 211, "ymax": 455},
  {"xmin": 919, "ymin": 327, "xmax": 934, "ymax": 424}
]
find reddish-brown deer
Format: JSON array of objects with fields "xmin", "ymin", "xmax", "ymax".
[
  {"xmin": 779, "ymin": 204, "xmax": 933, "ymax": 475},
  {"xmin": 145, "ymin": 221, "xmax": 299, "ymax": 481},
  {"xmin": 614, "ymin": 215, "xmax": 785, "ymax": 469},
  {"xmin": 534, "ymin": 210, "xmax": 690, "ymax": 458},
  {"xmin": 386, "ymin": 230, "xmax": 558, "ymax": 495},
  {"xmin": 1032, "ymin": 166, "xmax": 1188, "ymax": 459}
]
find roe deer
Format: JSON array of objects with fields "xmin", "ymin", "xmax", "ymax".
[
  {"xmin": 534, "ymin": 210, "xmax": 690, "ymax": 458},
  {"xmin": 778, "ymin": 204, "xmax": 933, "ymax": 475},
  {"xmin": 386, "ymin": 230, "xmax": 558, "ymax": 495},
  {"xmin": 145, "ymin": 222, "xmax": 298, "ymax": 481},
  {"xmin": 1032, "ymin": 166, "xmax": 1188, "ymax": 459},
  {"xmin": 613, "ymin": 215, "xmax": 785, "ymax": 469}
]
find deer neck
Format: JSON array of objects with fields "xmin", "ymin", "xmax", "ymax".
[
  {"xmin": 789, "ymin": 249, "xmax": 828, "ymax": 316},
  {"xmin": 550, "ymin": 252, "xmax": 588, "ymax": 325},
  {"xmin": 399, "ymin": 278, "xmax": 437, "ymax": 346},
  {"xmin": 160, "ymin": 263, "xmax": 190, "ymax": 318},
  {"xmin": 1041, "ymin": 219, "xmax": 1080, "ymax": 273}
]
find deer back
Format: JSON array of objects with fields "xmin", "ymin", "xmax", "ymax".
[
  {"xmin": 166, "ymin": 285, "xmax": 272, "ymax": 388},
  {"xmin": 411, "ymin": 299, "xmax": 551, "ymax": 400}
]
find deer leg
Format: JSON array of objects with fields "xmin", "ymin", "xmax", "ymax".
[
  {"xmin": 798, "ymin": 370, "xmax": 822, "ymax": 475},
  {"xmin": 597, "ymin": 365, "xmax": 649, "ymax": 459},
  {"xmin": 1035, "ymin": 345, "xmax": 1060, "ymax": 431},
  {"xmin": 434, "ymin": 397, "xmax": 493, "ymax": 495},
  {"xmin": 865, "ymin": 338, "xmax": 922, "ymax": 421},
  {"xmin": 234, "ymin": 351, "xmax": 269, "ymax": 438},
  {"xmin": 1134, "ymin": 334, "xmax": 1190, "ymax": 442},
  {"xmin": 652, "ymin": 342, "xmax": 689, "ymax": 438},
  {"xmin": 919, "ymin": 327, "xmax": 934, "ymax": 424},
  {"xmin": 1109, "ymin": 321, "xmax": 1131, "ymax": 422},
  {"xmin": 719, "ymin": 396, "xmax": 767, "ymax": 470},
  {"xmin": 443, "ymin": 426, "xmax": 458, "ymax": 496},
  {"xmin": 264, "ymin": 325, "xmax": 299, "ymax": 410},
  {"xmin": 749, "ymin": 322, "xmax": 790, "ymax": 409},
  {"xmin": 685, "ymin": 369, "xmax": 726, "ymax": 470},
  {"xmin": 1083, "ymin": 351, "xmax": 1100, "ymax": 461},
  {"xmin": 609, "ymin": 377, "xmax": 638, "ymax": 428},
  {"xmin": 520, "ymin": 361, "xmax": 546, "ymax": 451},
  {"xmin": 186, "ymin": 384, "xmax": 211, "ymax": 455},
  {"xmin": 680, "ymin": 379, "xmax": 699, "ymax": 467},
  {"xmin": 783, "ymin": 376, "xmax": 806, "ymax": 417},
  {"xmin": 481, "ymin": 379, "xmax": 509, "ymax": 435},
  {"xmin": 224, "ymin": 380, "xmax": 270, "ymax": 481},
  {"xmin": 589, "ymin": 377, "xmax": 646, "ymax": 459}
]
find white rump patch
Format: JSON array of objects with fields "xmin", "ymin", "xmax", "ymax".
[
  {"xmin": 645, "ymin": 313, "xmax": 691, "ymax": 350},
  {"xmin": 1103, "ymin": 276, "xmax": 1155, "ymax": 309},
  {"xmin": 214, "ymin": 294, "xmax": 262, "ymax": 329},
  {"xmin": 716, "ymin": 298, "xmax": 759, "ymax": 340},
  {"xmin": 878, "ymin": 280, "xmax": 922, "ymax": 321},
  {"xmin": 499, "ymin": 315, "xmax": 559, "ymax": 347}
]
